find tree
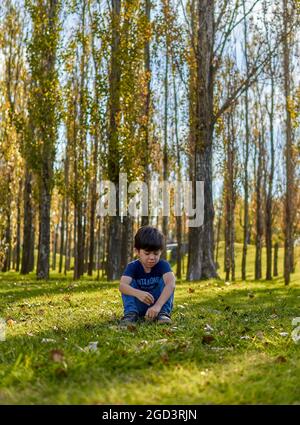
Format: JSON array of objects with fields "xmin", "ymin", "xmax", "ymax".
[{"xmin": 26, "ymin": 0, "xmax": 61, "ymax": 280}]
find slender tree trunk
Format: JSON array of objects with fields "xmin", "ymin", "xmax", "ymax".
[
  {"xmin": 2, "ymin": 208, "xmax": 11, "ymax": 272},
  {"xmin": 52, "ymin": 224, "xmax": 58, "ymax": 271},
  {"xmin": 283, "ymin": 0, "xmax": 293, "ymax": 285},
  {"xmin": 162, "ymin": 45, "xmax": 169, "ymax": 260},
  {"xmin": 65, "ymin": 215, "xmax": 71, "ymax": 274},
  {"xmin": 15, "ymin": 178, "xmax": 22, "ymax": 272},
  {"xmin": 265, "ymin": 73, "xmax": 275, "ymax": 280},
  {"xmin": 35, "ymin": 0, "xmax": 60, "ymax": 280},
  {"xmin": 273, "ymin": 242, "xmax": 279, "ymax": 277},
  {"xmin": 96, "ymin": 217, "xmax": 101, "ymax": 281},
  {"xmin": 21, "ymin": 167, "xmax": 33, "ymax": 274},
  {"xmin": 59, "ymin": 198, "xmax": 65, "ymax": 273},
  {"xmin": 172, "ymin": 57, "xmax": 182, "ymax": 279},
  {"xmin": 37, "ymin": 181, "xmax": 51, "ymax": 280},
  {"xmin": 120, "ymin": 216, "xmax": 133, "ymax": 273},
  {"xmin": 255, "ymin": 133, "xmax": 263, "ymax": 280},
  {"xmin": 141, "ymin": 0, "xmax": 151, "ymax": 227},
  {"xmin": 215, "ymin": 210, "xmax": 221, "ymax": 269},
  {"xmin": 241, "ymin": 0, "xmax": 250, "ymax": 281},
  {"xmin": 29, "ymin": 209, "xmax": 35, "ymax": 272},
  {"xmin": 106, "ymin": 0, "xmax": 122, "ymax": 280},
  {"xmin": 88, "ymin": 131, "xmax": 99, "ymax": 276}
]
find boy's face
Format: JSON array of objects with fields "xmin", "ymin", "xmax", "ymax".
[{"xmin": 135, "ymin": 248, "xmax": 161, "ymax": 269}]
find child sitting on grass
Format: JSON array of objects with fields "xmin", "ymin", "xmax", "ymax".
[{"xmin": 119, "ymin": 226, "xmax": 176, "ymax": 326}]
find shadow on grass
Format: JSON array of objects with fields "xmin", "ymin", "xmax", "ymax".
[{"xmin": 1, "ymin": 280, "xmax": 299, "ymax": 404}]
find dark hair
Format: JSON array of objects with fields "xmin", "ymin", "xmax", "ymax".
[{"xmin": 134, "ymin": 226, "xmax": 165, "ymax": 251}]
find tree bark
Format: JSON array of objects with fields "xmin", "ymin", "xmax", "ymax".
[
  {"xmin": 141, "ymin": 0, "xmax": 151, "ymax": 227},
  {"xmin": 15, "ymin": 178, "xmax": 22, "ymax": 272},
  {"xmin": 21, "ymin": 167, "xmax": 33, "ymax": 274},
  {"xmin": 187, "ymin": 0, "xmax": 218, "ymax": 280},
  {"xmin": 265, "ymin": 72, "xmax": 275, "ymax": 280},
  {"xmin": 283, "ymin": 0, "xmax": 293, "ymax": 285},
  {"xmin": 241, "ymin": 0, "xmax": 250, "ymax": 281},
  {"xmin": 37, "ymin": 181, "xmax": 51, "ymax": 280},
  {"xmin": 106, "ymin": 0, "xmax": 122, "ymax": 280},
  {"xmin": 273, "ymin": 242, "xmax": 279, "ymax": 277},
  {"xmin": 255, "ymin": 133, "xmax": 263, "ymax": 280},
  {"xmin": 162, "ymin": 44, "xmax": 169, "ymax": 260},
  {"xmin": 59, "ymin": 197, "xmax": 65, "ymax": 273}
]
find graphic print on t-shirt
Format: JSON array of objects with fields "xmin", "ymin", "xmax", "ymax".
[{"xmin": 122, "ymin": 259, "xmax": 171, "ymax": 290}]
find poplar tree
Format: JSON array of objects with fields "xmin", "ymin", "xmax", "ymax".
[{"xmin": 26, "ymin": 0, "xmax": 61, "ymax": 279}]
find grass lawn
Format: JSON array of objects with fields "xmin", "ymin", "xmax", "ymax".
[{"xmin": 0, "ymin": 244, "xmax": 299, "ymax": 404}]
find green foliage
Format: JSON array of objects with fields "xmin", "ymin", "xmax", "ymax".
[{"xmin": 25, "ymin": 0, "xmax": 62, "ymax": 191}]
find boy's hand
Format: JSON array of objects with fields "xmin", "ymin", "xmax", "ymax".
[
  {"xmin": 136, "ymin": 290, "xmax": 154, "ymax": 306},
  {"xmin": 145, "ymin": 304, "xmax": 161, "ymax": 320}
]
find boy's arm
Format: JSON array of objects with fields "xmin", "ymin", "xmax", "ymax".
[
  {"xmin": 145, "ymin": 271, "xmax": 175, "ymax": 319},
  {"xmin": 119, "ymin": 276, "xmax": 154, "ymax": 305}
]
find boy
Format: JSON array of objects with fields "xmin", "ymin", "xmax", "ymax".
[{"xmin": 119, "ymin": 226, "xmax": 176, "ymax": 326}]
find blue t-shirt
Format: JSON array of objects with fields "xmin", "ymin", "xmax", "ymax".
[{"xmin": 122, "ymin": 259, "xmax": 172, "ymax": 290}]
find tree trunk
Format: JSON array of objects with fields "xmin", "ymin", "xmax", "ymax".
[
  {"xmin": 187, "ymin": 0, "xmax": 218, "ymax": 280},
  {"xmin": 273, "ymin": 242, "xmax": 278, "ymax": 277},
  {"xmin": 283, "ymin": 0, "xmax": 293, "ymax": 285},
  {"xmin": 241, "ymin": 0, "xmax": 250, "ymax": 281},
  {"xmin": 52, "ymin": 224, "xmax": 58, "ymax": 271},
  {"xmin": 2, "ymin": 209, "xmax": 11, "ymax": 272},
  {"xmin": 162, "ymin": 45, "xmax": 169, "ymax": 260},
  {"xmin": 37, "ymin": 182, "xmax": 51, "ymax": 280},
  {"xmin": 106, "ymin": 0, "xmax": 122, "ymax": 280},
  {"xmin": 15, "ymin": 178, "xmax": 22, "ymax": 272},
  {"xmin": 59, "ymin": 198, "xmax": 65, "ymax": 273},
  {"xmin": 120, "ymin": 216, "xmax": 134, "ymax": 273},
  {"xmin": 96, "ymin": 217, "xmax": 101, "ymax": 281},
  {"xmin": 141, "ymin": 0, "xmax": 151, "ymax": 227},
  {"xmin": 265, "ymin": 73, "xmax": 275, "ymax": 280},
  {"xmin": 255, "ymin": 133, "xmax": 263, "ymax": 280},
  {"xmin": 29, "ymin": 210, "xmax": 35, "ymax": 272},
  {"xmin": 21, "ymin": 167, "xmax": 33, "ymax": 275},
  {"xmin": 88, "ymin": 133, "xmax": 99, "ymax": 276}
]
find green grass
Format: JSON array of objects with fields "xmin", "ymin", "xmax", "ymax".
[{"xmin": 0, "ymin": 244, "xmax": 299, "ymax": 404}]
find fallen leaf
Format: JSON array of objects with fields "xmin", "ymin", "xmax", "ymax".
[
  {"xmin": 50, "ymin": 349, "xmax": 64, "ymax": 363},
  {"xmin": 202, "ymin": 335, "xmax": 215, "ymax": 344},
  {"xmin": 127, "ymin": 324, "xmax": 137, "ymax": 332},
  {"xmin": 41, "ymin": 338, "xmax": 56, "ymax": 343},
  {"xmin": 275, "ymin": 355, "xmax": 287, "ymax": 363},
  {"xmin": 85, "ymin": 341, "xmax": 98, "ymax": 352},
  {"xmin": 157, "ymin": 338, "xmax": 168, "ymax": 344},
  {"xmin": 160, "ymin": 352, "xmax": 169, "ymax": 364},
  {"xmin": 204, "ymin": 324, "xmax": 214, "ymax": 332},
  {"xmin": 255, "ymin": 331, "xmax": 264, "ymax": 339},
  {"xmin": 6, "ymin": 319, "xmax": 15, "ymax": 327}
]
